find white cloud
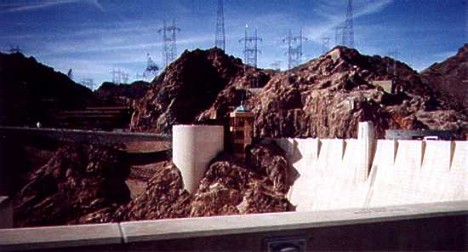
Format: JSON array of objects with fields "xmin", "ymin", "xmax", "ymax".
[{"xmin": 0, "ymin": 0, "xmax": 104, "ymax": 13}]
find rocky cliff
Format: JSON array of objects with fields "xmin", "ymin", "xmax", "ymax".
[
  {"xmin": 95, "ymin": 81, "xmax": 150, "ymax": 106},
  {"xmin": 420, "ymin": 44, "xmax": 468, "ymax": 114},
  {"xmin": 131, "ymin": 46, "xmax": 467, "ymax": 138}
]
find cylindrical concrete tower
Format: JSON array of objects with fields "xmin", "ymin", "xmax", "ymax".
[{"xmin": 172, "ymin": 125, "xmax": 224, "ymax": 193}]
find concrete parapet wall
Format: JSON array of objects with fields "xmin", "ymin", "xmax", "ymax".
[
  {"xmin": 173, "ymin": 125, "xmax": 224, "ymax": 193},
  {"xmin": 1, "ymin": 201, "xmax": 466, "ymax": 251},
  {"xmin": 277, "ymin": 138, "xmax": 468, "ymax": 211}
]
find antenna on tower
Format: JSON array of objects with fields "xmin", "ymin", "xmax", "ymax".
[
  {"xmin": 215, "ymin": 0, "xmax": 226, "ymax": 51},
  {"xmin": 342, "ymin": 0, "xmax": 354, "ymax": 48},
  {"xmin": 282, "ymin": 29, "xmax": 308, "ymax": 69},
  {"xmin": 321, "ymin": 36, "xmax": 330, "ymax": 54},
  {"xmin": 239, "ymin": 25, "xmax": 262, "ymax": 68},
  {"xmin": 158, "ymin": 19, "xmax": 180, "ymax": 68}
]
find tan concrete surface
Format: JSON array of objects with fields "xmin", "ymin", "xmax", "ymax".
[
  {"xmin": 120, "ymin": 201, "xmax": 468, "ymax": 243},
  {"xmin": 0, "ymin": 223, "xmax": 122, "ymax": 250}
]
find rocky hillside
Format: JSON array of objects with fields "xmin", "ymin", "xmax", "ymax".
[
  {"xmin": 0, "ymin": 52, "xmax": 95, "ymax": 126},
  {"xmin": 420, "ymin": 44, "xmax": 468, "ymax": 114},
  {"xmin": 130, "ymin": 48, "xmax": 272, "ymax": 133},
  {"xmin": 132, "ymin": 47, "xmax": 467, "ymax": 138},
  {"xmin": 14, "ymin": 144, "xmax": 131, "ymax": 227},
  {"xmin": 95, "ymin": 81, "xmax": 150, "ymax": 106}
]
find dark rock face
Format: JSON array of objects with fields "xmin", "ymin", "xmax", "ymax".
[
  {"xmin": 116, "ymin": 142, "xmax": 293, "ymax": 221},
  {"xmin": 0, "ymin": 52, "xmax": 95, "ymax": 126},
  {"xmin": 131, "ymin": 46, "xmax": 466, "ymax": 138},
  {"xmin": 420, "ymin": 44, "xmax": 468, "ymax": 114},
  {"xmin": 14, "ymin": 144, "xmax": 130, "ymax": 227},
  {"xmin": 95, "ymin": 81, "xmax": 150, "ymax": 106}
]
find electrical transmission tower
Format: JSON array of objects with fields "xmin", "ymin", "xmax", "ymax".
[
  {"xmin": 239, "ymin": 26, "xmax": 262, "ymax": 68},
  {"xmin": 321, "ymin": 36, "xmax": 330, "ymax": 54},
  {"xmin": 144, "ymin": 53, "xmax": 159, "ymax": 80},
  {"xmin": 158, "ymin": 19, "xmax": 180, "ymax": 68},
  {"xmin": 342, "ymin": 0, "xmax": 354, "ymax": 48},
  {"xmin": 215, "ymin": 0, "xmax": 226, "ymax": 51},
  {"xmin": 282, "ymin": 29, "xmax": 307, "ymax": 69},
  {"xmin": 111, "ymin": 69, "xmax": 129, "ymax": 84}
]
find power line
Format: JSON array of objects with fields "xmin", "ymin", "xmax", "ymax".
[{"xmin": 215, "ymin": 0, "xmax": 225, "ymax": 51}]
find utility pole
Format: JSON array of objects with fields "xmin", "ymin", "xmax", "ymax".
[
  {"xmin": 215, "ymin": 0, "xmax": 226, "ymax": 51},
  {"xmin": 283, "ymin": 29, "xmax": 307, "ymax": 69},
  {"xmin": 239, "ymin": 25, "xmax": 262, "ymax": 68},
  {"xmin": 158, "ymin": 19, "xmax": 180, "ymax": 68}
]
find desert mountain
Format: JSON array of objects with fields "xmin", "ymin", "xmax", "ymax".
[
  {"xmin": 132, "ymin": 47, "xmax": 467, "ymax": 138},
  {"xmin": 420, "ymin": 44, "xmax": 468, "ymax": 114},
  {"xmin": 0, "ymin": 52, "xmax": 95, "ymax": 126}
]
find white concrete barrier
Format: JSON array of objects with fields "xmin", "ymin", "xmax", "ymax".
[{"xmin": 173, "ymin": 125, "xmax": 224, "ymax": 193}]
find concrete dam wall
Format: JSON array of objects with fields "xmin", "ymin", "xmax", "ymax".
[{"xmin": 276, "ymin": 138, "xmax": 467, "ymax": 211}]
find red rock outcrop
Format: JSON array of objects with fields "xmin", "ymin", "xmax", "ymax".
[
  {"xmin": 115, "ymin": 142, "xmax": 293, "ymax": 221},
  {"xmin": 131, "ymin": 46, "xmax": 466, "ymax": 138},
  {"xmin": 420, "ymin": 44, "xmax": 468, "ymax": 115},
  {"xmin": 14, "ymin": 144, "xmax": 130, "ymax": 227},
  {"xmin": 130, "ymin": 48, "xmax": 272, "ymax": 133}
]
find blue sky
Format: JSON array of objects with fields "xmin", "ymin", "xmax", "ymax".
[{"xmin": 0, "ymin": 0, "xmax": 466, "ymax": 87}]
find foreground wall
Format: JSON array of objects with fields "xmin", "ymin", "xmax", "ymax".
[
  {"xmin": 1, "ymin": 202, "xmax": 466, "ymax": 251},
  {"xmin": 276, "ymin": 138, "xmax": 467, "ymax": 211}
]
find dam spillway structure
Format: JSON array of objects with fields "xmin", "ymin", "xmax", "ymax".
[{"xmin": 172, "ymin": 124, "xmax": 224, "ymax": 193}]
